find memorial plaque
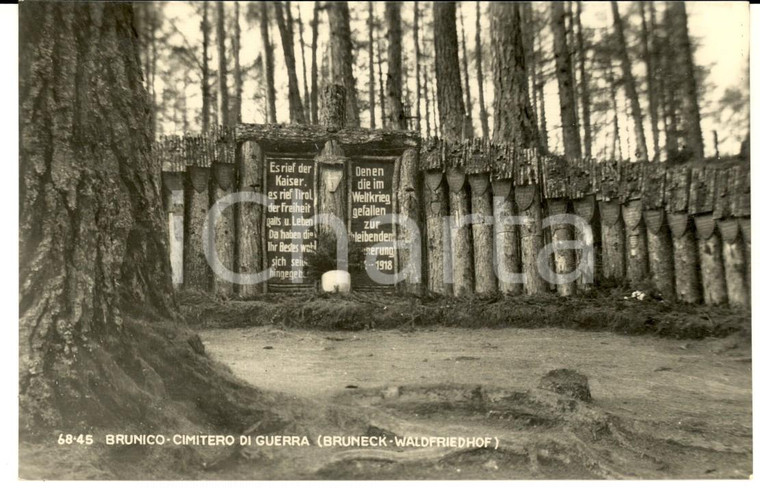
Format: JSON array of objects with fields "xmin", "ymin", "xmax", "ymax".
[
  {"xmin": 265, "ymin": 157, "xmax": 317, "ymax": 289},
  {"xmin": 350, "ymin": 159, "xmax": 396, "ymax": 290}
]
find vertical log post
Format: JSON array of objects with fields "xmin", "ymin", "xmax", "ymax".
[
  {"xmin": 740, "ymin": 218, "xmax": 751, "ymax": 295},
  {"xmin": 317, "ymin": 84, "xmax": 349, "ymax": 274},
  {"xmin": 236, "ymin": 140, "xmax": 265, "ymax": 296},
  {"xmin": 162, "ymin": 171, "xmax": 184, "ymax": 288},
  {"xmin": 667, "ymin": 165, "xmax": 699, "ymax": 303},
  {"xmin": 446, "ymin": 139, "xmax": 474, "ymax": 297},
  {"xmin": 515, "ymin": 148, "xmax": 547, "ymax": 295},
  {"xmin": 492, "ymin": 181, "xmax": 521, "ymax": 295},
  {"xmin": 210, "ymin": 161, "xmax": 237, "ymax": 296},
  {"xmin": 184, "ymin": 165, "xmax": 212, "ymax": 290},
  {"xmin": 398, "ymin": 147, "xmax": 423, "ymax": 293},
  {"xmin": 643, "ymin": 164, "xmax": 674, "ymax": 299},
  {"xmin": 694, "ymin": 214, "xmax": 727, "ymax": 305},
  {"xmin": 718, "ymin": 219, "xmax": 749, "ymax": 307},
  {"xmin": 466, "ymin": 139, "xmax": 496, "ymax": 294},
  {"xmin": 622, "ymin": 199, "xmax": 649, "ymax": 285},
  {"xmin": 621, "ymin": 161, "xmax": 648, "ymax": 286},
  {"xmin": 596, "ymin": 160, "xmax": 626, "ymax": 282},
  {"xmin": 543, "ymin": 154, "xmax": 576, "ymax": 296},
  {"xmin": 421, "ymin": 139, "xmax": 452, "ymax": 295},
  {"xmin": 568, "ymin": 157, "xmax": 597, "ymax": 290},
  {"xmin": 719, "ymin": 164, "xmax": 750, "ymax": 307}
]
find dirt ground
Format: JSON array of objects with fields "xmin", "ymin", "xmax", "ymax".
[
  {"xmin": 199, "ymin": 324, "xmax": 752, "ymax": 479},
  {"xmin": 19, "ymin": 291, "xmax": 752, "ymax": 480}
]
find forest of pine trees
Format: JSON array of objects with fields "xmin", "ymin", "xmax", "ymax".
[{"xmin": 135, "ymin": 1, "xmax": 748, "ymax": 162}]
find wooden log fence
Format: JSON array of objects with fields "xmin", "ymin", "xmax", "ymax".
[{"xmin": 154, "ymin": 126, "xmax": 750, "ymax": 308}]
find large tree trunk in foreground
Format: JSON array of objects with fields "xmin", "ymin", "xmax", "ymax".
[
  {"xmin": 19, "ymin": 2, "xmax": 264, "ymax": 435},
  {"xmin": 326, "ymin": 2, "xmax": 359, "ymax": 127}
]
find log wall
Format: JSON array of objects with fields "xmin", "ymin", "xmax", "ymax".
[{"xmin": 154, "ymin": 129, "xmax": 750, "ymax": 308}]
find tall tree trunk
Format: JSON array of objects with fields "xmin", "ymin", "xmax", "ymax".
[
  {"xmin": 326, "ymin": 2, "xmax": 359, "ymax": 127},
  {"xmin": 434, "ymin": 2, "xmax": 472, "ymax": 296},
  {"xmin": 536, "ymin": 38, "xmax": 549, "ymax": 149},
  {"xmin": 368, "ymin": 2, "xmax": 377, "ymax": 129},
  {"xmin": 201, "ymin": 1, "xmax": 211, "ymax": 131},
  {"xmin": 232, "ymin": 1, "xmax": 242, "ymax": 124},
  {"xmin": 550, "ymin": 2, "xmax": 582, "ymax": 160},
  {"xmin": 660, "ymin": 6, "xmax": 679, "ymax": 161},
  {"xmin": 310, "ymin": 1, "xmax": 319, "ymax": 124},
  {"xmin": 378, "ymin": 36, "xmax": 387, "ymax": 128},
  {"xmin": 216, "ymin": 1, "xmax": 229, "ymax": 126},
  {"xmin": 260, "ymin": 2, "xmax": 277, "ymax": 123},
  {"xmin": 522, "ymin": 4, "xmax": 538, "ymax": 144},
  {"xmin": 670, "ymin": 1, "xmax": 704, "ymax": 160},
  {"xmin": 474, "ymin": 1, "xmax": 489, "ymax": 139},
  {"xmin": 611, "ymin": 1, "xmax": 648, "ymax": 161},
  {"xmin": 20, "ymin": 0, "xmax": 173, "ymax": 426},
  {"xmin": 413, "ymin": 1, "xmax": 421, "ymax": 132},
  {"xmin": 274, "ymin": 1, "xmax": 306, "ymax": 124},
  {"xmin": 458, "ymin": 3, "xmax": 474, "ymax": 138},
  {"xmin": 575, "ymin": 1, "xmax": 593, "ymax": 159},
  {"xmin": 608, "ymin": 66, "xmax": 623, "ymax": 160},
  {"xmin": 385, "ymin": 2, "xmax": 406, "ymax": 130},
  {"xmin": 423, "ymin": 65, "xmax": 431, "ymax": 138},
  {"xmin": 297, "ymin": 4, "xmax": 311, "ymax": 123},
  {"xmin": 641, "ymin": 2, "xmax": 661, "ymax": 160},
  {"xmin": 491, "ymin": 3, "xmax": 542, "ymax": 295}
]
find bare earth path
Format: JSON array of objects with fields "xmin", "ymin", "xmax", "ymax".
[{"xmin": 200, "ymin": 326, "xmax": 752, "ymax": 478}]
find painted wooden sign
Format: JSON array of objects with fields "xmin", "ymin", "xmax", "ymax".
[
  {"xmin": 350, "ymin": 159, "xmax": 396, "ymax": 289},
  {"xmin": 265, "ymin": 157, "xmax": 317, "ymax": 286}
]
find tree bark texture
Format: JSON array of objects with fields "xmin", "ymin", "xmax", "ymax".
[
  {"xmin": 611, "ymin": 2, "xmax": 648, "ymax": 161},
  {"xmin": 547, "ymin": 199, "xmax": 576, "ymax": 296},
  {"xmin": 493, "ymin": 181, "xmax": 522, "ymax": 295},
  {"xmin": 274, "ymin": 1, "xmax": 307, "ymax": 124},
  {"xmin": 622, "ymin": 200, "xmax": 649, "ymax": 284},
  {"xmin": 216, "ymin": 2, "xmax": 230, "ymax": 126},
  {"xmin": 210, "ymin": 163, "xmax": 236, "ymax": 296},
  {"xmin": 398, "ymin": 149, "xmax": 422, "ymax": 293},
  {"xmin": 20, "ymin": 1, "xmax": 177, "ymax": 427},
  {"xmin": 575, "ymin": 1, "xmax": 593, "ymax": 159},
  {"xmin": 386, "ymin": 2, "xmax": 406, "ymax": 130},
  {"xmin": 469, "ymin": 174, "xmax": 497, "ymax": 294},
  {"xmin": 644, "ymin": 210, "xmax": 674, "ymax": 299},
  {"xmin": 668, "ymin": 215, "xmax": 701, "ymax": 303},
  {"xmin": 434, "ymin": 3, "xmax": 466, "ymax": 142},
  {"xmin": 184, "ymin": 167, "xmax": 212, "ymax": 290},
  {"xmin": 326, "ymin": 2, "xmax": 359, "ymax": 127},
  {"xmin": 718, "ymin": 220, "xmax": 749, "ymax": 308},
  {"xmin": 550, "ymin": 2, "xmax": 582, "ymax": 160},
  {"xmin": 670, "ymin": 1, "xmax": 704, "ymax": 160},
  {"xmin": 474, "ymin": 1, "xmax": 489, "ymax": 139},
  {"xmin": 309, "ymin": 2, "xmax": 320, "ymax": 124},
  {"xmin": 423, "ymin": 169, "xmax": 451, "ymax": 295},
  {"xmin": 600, "ymin": 200, "xmax": 626, "ymax": 281},
  {"xmin": 236, "ymin": 141, "xmax": 265, "ymax": 296},
  {"xmin": 694, "ymin": 215, "xmax": 727, "ymax": 305},
  {"xmin": 260, "ymin": 2, "xmax": 277, "ymax": 123}
]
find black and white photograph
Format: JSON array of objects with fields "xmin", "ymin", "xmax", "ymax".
[{"xmin": 17, "ymin": 0, "xmax": 752, "ymax": 481}]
